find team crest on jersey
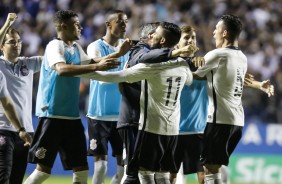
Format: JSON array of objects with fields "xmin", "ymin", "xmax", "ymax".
[
  {"xmin": 35, "ymin": 147, "xmax": 47, "ymax": 159},
  {"xmin": 0, "ymin": 136, "xmax": 6, "ymax": 145},
  {"xmin": 90, "ymin": 139, "xmax": 97, "ymax": 150}
]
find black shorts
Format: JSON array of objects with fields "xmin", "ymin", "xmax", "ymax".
[
  {"xmin": 201, "ymin": 123, "xmax": 243, "ymax": 166},
  {"xmin": 118, "ymin": 126, "xmax": 138, "ymax": 165},
  {"xmin": 28, "ymin": 117, "xmax": 88, "ymax": 170},
  {"xmin": 131, "ymin": 131, "xmax": 178, "ymax": 173},
  {"xmin": 87, "ymin": 119, "xmax": 123, "ymax": 157},
  {"xmin": 174, "ymin": 134, "xmax": 204, "ymax": 174}
]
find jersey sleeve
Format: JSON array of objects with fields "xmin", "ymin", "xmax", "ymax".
[
  {"xmin": 137, "ymin": 48, "xmax": 172, "ymax": 64},
  {"xmin": 87, "ymin": 42, "xmax": 102, "ymax": 58},
  {"xmin": 78, "ymin": 63, "xmax": 160, "ymax": 83},
  {"xmin": 76, "ymin": 43, "xmax": 91, "ymax": 65},
  {"xmin": 46, "ymin": 40, "xmax": 66, "ymax": 68},
  {"xmin": 25, "ymin": 56, "xmax": 42, "ymax": 73},
  {"xmin": 194, "ymin": 50, "xmax": 220, "ymax": 77}
]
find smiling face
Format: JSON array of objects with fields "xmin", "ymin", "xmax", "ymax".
[
  {"xmin": 1, "ymin": 31, "xmax": 22, "ymax": 59},
  {"xmin": 213, "ymin": 20, "xmax": 226, "ymax": 48}
]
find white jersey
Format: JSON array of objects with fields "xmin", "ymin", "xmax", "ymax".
[
  {"xmin": 195, "ymin": 47, "xmax": 247, "ymax": 126},
  {"xmin": 80, "ymin": 57, "xmax": 193, "ymax": 135}
]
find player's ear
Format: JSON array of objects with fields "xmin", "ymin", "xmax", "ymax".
[
  {"xmin": 105, "ymin": 21, "xmax": 111, "ymax": 28},
  {"xmin": 223, "ymin": 30, "xmax": 228, "ymax": 38},
  {"xmin": 160, "ymin": 37, "xmax": 166, "ymax": 45}
]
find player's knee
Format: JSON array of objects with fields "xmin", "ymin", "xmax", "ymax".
[
  {"xmin": 95, "ymin": 160, "xmax": 107, "ymax": 174},
  {"xmin": 205, "ymin": 164, "xmax": 221, "ymax": 174}
]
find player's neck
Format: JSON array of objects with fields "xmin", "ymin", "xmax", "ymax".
[
  {"xmin": 223, "ymin": 40, "xmax": 238, "ymax": 48},
  {"xmin": 103, "ymin": 34, "xmax": 120, "ymax": 47}
]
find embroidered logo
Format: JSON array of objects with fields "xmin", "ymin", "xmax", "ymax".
[
  {"xmin": 90, "ymin": 139, "xmax": 97, "ymax": 150},
  {"xmin": 35, "ymin": 147, "xmax": 47, "ymax": 159},
  {"xmin": 0, "ymin": 136, "xmax": 6, "ymax": 145}
]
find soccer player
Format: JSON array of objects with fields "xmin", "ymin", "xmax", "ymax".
[
  {"xmin": 80, "ymin": 21, "xmax": 197, "ymax": 184},
  {"xmin": 173, "ymin": 25, "xmax": 274, "ymax": 184},
  {"xmin": 86, "ymin": 9, "xmax": 130, "ymax": 184},
  {"xmin": 24, "ymin": 10, "xmax": 119, "ymax": 184},
  {"xmin": 192, "ymin": 14, "xmax": 246, "ymax": 184},
  {"xmin": 118, "ymin": 22, "xmax": 197, "ymax": 184},
  {"xmin": 0, "ymin": 13, "xmax": 38, "ymax": 184},
  {"xmin": 171, "ymin": 25, "xmax": 207, "ymax": 184}
]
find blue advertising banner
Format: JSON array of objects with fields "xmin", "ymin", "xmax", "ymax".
[{"xmin": 235, "ymin": 123, "xmax": 282, "ymax": 154}]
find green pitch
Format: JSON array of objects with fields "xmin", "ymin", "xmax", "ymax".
[{"xmin": 24, "ymin": 176, "xmax": 198, "ymax": 184}]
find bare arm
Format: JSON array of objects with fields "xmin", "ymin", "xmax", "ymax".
[
  {"xmin": 0, "ymin": 13, "xmax": 17, "ymax": 44},
  {"xmin": 91, "ymin": 39, "xmax": 133, "ymax": 63},
  {"xmin": 0, "ymin": 97, "xmax": 32, "ymax": 146},
  {"xmin": 54, "ymin": 58, "xmax": 120, "ymax": 76},
  {"xmin": 244, "ymin": 73, "xmax": 274, "ymax": 97},
  {"xmin": 171, "ymin": 44, "xmax": 199, "ymax": 57}
]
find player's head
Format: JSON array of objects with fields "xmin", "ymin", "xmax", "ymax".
[
  {"xmin": 0, "ymin": 28, "xmax": 21, "ymax": 57},
  {"xmin": 150, "ymin": 21, "xmax": 181, "ymax": 49},
  {"xmin": 53, "ymin": 10, "xmax": 82, "ymax": 41},
  {"xmin": 213, "ymin": 14, "xmax": 242, "ymax": 48},
  {"xmin": 139, "ymin": 22, "xmax": 160, "ymax": 43},
  {"xmin": 105, "ymin": 10, "xmax": 128, "ymax": 39},
  {"xmin": 177, "ymin": 25, "xmax": 197, "ymax": 56}
]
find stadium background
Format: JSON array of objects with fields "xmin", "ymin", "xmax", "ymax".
[{"xmin": 1, "ymin": 0, "xmax": 281, "ymax": 183}]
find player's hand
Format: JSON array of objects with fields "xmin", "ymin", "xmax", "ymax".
[
  {"xmin": 192, "ymin": 57, "xmax": 205, "ymax": 68},
  {"xmin": 180, "ymin": 44, "xmax": 199, "ymax": 57},
  {"xmin": 19, "ymin": 131, "xmax": 32, "ymax": 147},
  {"xmin": 96, "ymin": 58, "xmax": 120, "ymax": 71},
  {"xmin": 260, "ymin": 80, "xmax": 274, "ymax": 97},
  {"xmin": 116, "ymin": 38, "xmax": 133, "ymax": 57},
  {"xmin": 6, "ymin": 13, "xmax": 17, "ymax": 26}
]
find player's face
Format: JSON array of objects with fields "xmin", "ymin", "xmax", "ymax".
[
  {"xmin": 64, "ymin": 16, "xmax": 82, "ymax": 41},
  {"xmin": 178, "ymin": 31, "xmax": 197, "ymax": 48},
  {"xmin": 213, "ymin": 20, "xmax": 226, "ymax": 48},
  {"xmin": 108, "ymin": 13, "xmax": 128, "ymax": 39},
  {"xmin": 1, "ymin": 33, "xmax": 22, "ymax": 58},
  {"xmin": 149, "ymin": 26, "xmax": 163, "ymax": 49}
]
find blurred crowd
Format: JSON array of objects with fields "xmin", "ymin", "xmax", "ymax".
[{"xmin": 0, "ymin": 0, "xmax": 281, "ymax": 124}]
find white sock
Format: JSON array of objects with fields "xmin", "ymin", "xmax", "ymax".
[
  {"xmin": 205, "ymin": 173, "xmax": 222, "ymax": 184},
  {"xmin": 155, "ymin": 172, "xmax": 170, "ymax": 184},
  {"xmin": 176, "ymin": 163, "xmax": 185, "ymax": 184},
  {"xmin": 92, "ymin": 160, "xmax": 107, "ymax": 184},
  {"xmin": 110, "ymin": 165, "xmax": 124, "ymax": 184},
  {"xmin": 138, "ymin": 171, "xmax": 155, "ymax": 184},
  {"xmin": 220, "ymin": 166, "xmax": 230, "ymax": 184},
  {"xmin": 120, "ymin": 165, "xmax": 128, "ymax": 184},
  {"xmin": 24, "ymin": 169, "xmax": 50, "ymax": 184},
  {"xmin": 73, "ymin": 170, "xmax": 88, "ymax": 184}
]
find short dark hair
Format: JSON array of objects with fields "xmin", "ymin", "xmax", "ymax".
[
  {"xmin": 139, "ymin": 22, "xmax": 160, "ymax": 40},
  {"xmin": 106, "ymin": 9, "xmax": 125, "ymax": 22},
  {"xmin": 53, "ymin": 10, "xmax": 78, "ymax": 24},
  {"xmin": 159, "ymin": 22, "xmax": 181, "ymax": 47},
  {"xmin": 220, "ymin": 14, "xmax": 242, "ymax": 42},
  {"xmin": 180, "ymin": 25, "xmax": 195, "ymax": 35},
  {"xmin": 2, "ymin": 28, "xmax": 20, "ymax": 44}
]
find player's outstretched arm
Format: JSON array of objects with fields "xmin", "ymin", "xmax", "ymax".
[{"xmin": 244, "ymin": 73, "xmax": 274, "ymax": 97}]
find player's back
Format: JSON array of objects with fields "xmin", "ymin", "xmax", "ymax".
[{"xmin": 138, "ymin": 58, "xmax": 193, "ymax": 136}]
